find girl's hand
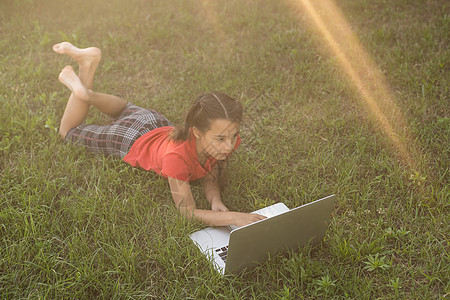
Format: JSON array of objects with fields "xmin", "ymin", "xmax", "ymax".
[
  {"xmin": 231, "ymin": 212, "xmax": 267, "ymax": 228},
  {"xmin": 211, "ymin": 199, "xmax": 229, "ymax": 212}
]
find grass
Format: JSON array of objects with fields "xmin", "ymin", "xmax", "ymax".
[{"xmin": 0, "ymin": 0, "xmax": 448, "ymax": 298}]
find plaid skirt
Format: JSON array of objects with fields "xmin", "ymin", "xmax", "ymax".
[{"xmin": 65, "ymin": 103, "xmax": 173, "ymax": 158}]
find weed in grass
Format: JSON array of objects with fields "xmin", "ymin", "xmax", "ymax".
[
  {"xmin": 314, "ymin": 274, "xmax": 337, "ymax": 297},
  {"xmin": 364, "ymin": 253, "xmax": 390, "ymax": 272},
  {"xmin": 384, "ymin": 227, "xmax": 411, "ymax": 241},
  {"xmin": 387, "ymin": 277, "xmax": 401, "ymax": 296},
  {"xmin": 274, "ymin": 285, "xmax": 294, "ymax": 300}
]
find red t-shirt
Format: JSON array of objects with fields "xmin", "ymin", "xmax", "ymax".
[{"xmin": 123, "ymin": 127, "xmax": 241, "ymax": 182}]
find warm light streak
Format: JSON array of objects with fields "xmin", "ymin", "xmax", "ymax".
[
  {"xmin": 198, "ymin": 0, "xmax": 231, "ymax": 56},
  {"xmin": 288, "ymin": 0, "xmax": 417, "ymax": 168},
  {"xmin": 199, "ymin": 0, "xmax": 224, "ymax": 38}
]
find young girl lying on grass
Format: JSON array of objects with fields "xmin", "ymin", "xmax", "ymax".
[{"xmin": 54, "ymin": 42, "xmax": 266, "ymax": 228}]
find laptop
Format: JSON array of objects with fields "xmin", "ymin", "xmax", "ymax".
[{"xmin": 190, "ymin": 194, "xmax": 336, "ymax": 274}]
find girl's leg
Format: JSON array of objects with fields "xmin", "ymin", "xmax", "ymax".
[
  {"xmin": 86, "ymin": 90, "xmax": 128, "ymax": 117},
  {"xmin": 58, "ymin": 66, "xmax": 127, "ymax": 117},
  {"xmin": 53, "ymin": 42, "xmax": 101, "ymax": 90},
  {"xmin": 54, "ymin": 42, "xmax": 126, "ymax": 138},
  {"xmin": 55, "ymin": 42, "xmax": 100, "ymax": 138}
]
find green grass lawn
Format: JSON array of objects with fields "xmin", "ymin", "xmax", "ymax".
[{"xmin": 0, "ymin": 0, "xmax": 448, "ymax": 298}]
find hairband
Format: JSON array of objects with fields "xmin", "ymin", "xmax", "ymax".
[{"xmin": 211, "ymin": 93, "xmax": 229, "ymax": 119}]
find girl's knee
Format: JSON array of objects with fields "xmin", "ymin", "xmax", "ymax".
[{"xmin": 59, "ymin": 127, "xmax": 69, "ymax": 140}]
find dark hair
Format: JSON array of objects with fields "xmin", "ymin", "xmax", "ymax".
[{"xmin": 171, "ymin": 92, "xmax": 243, "ymax": 141}]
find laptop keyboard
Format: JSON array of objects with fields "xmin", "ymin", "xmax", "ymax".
[
  {"xmin": 215, "ymin": 246, "xmax": 229, "ymax": 262},
  {"xmin": 254, "ymin": 205, "xmax": 280, "ymax": 218}
]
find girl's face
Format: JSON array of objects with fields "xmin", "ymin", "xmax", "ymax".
[{"xmin": 193, "ymin": 119, "xmax": 240, "ymax": 162}]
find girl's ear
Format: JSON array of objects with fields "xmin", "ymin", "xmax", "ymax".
[{"xmin": 192, "ymin": 127, "xmax": 202, "ymax": 139}]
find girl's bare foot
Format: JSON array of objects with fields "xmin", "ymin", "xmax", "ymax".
[
  {"xmin": 53, "ymin": 42, "xmax": 101, "ymax": 71},
  {"xmin": 58, "ymin": 66, "xmax": 90, "ymax": 101}
]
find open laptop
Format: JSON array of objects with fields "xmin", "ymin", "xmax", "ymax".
[{"xmin": 190, "ymin": 194, "xmax": 336, "ymax": 274}]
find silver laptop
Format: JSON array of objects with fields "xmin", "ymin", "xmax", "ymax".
[{"xmin": 190, "ymin": 194, "xmax": 336, "ymax": 274}]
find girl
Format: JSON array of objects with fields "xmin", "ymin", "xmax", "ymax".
[{"xmin": 54, "ymin": 42, "xmax": 266, "ymax": 228}]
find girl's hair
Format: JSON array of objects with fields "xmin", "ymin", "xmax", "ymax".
[{"xmin": 171, "ymin": 92, "xmax": 243, "ymax": 141}]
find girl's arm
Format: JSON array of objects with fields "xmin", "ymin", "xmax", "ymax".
[
  {"xmin": 168, "ymin": 177, "xmax": 266, "ymax": 227},
  {"xmin": 201, "ymin": 162, "xmax": 228, "ymax": 212}
]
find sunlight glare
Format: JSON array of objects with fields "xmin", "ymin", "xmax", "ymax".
[{"xmin": 288, "ymin": 0, "xmax": 418, "ymax": 168}]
